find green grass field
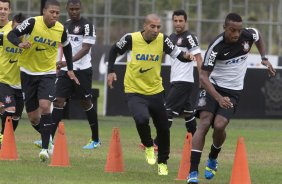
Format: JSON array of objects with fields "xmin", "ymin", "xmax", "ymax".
[{"xmin": 0, "ymin": 117, "xmax": 282, "ymax": 184}]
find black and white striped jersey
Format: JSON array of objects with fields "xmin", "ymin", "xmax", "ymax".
[
  {"xmin": 202, "ymin": 28, "xmax": 259, "ymax": 90},
  {"xmin": 61, "ymin": 17, "xmax": 96, "ymax": 71},
  {"xmin": 168, "ymin": 31, "xmax": 201, "ymax": 83}
]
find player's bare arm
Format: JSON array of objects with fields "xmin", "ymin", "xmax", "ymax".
[
  {"xmin": 107, "ymin": 72, "xmax": 117, "ymax": 89},
  {"xmin": 254, "ymin": 32, "xmax": 276, "ymax": 77}
]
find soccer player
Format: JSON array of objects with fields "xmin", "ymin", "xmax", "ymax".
[
  {"xmin": 107, "ymin": 14, "xmax": 195, "ymax": 175},
  {"xmin": 155, "ymin": 10, "xmax": 203, "ymax": 148},
  {"xmin": 7, "ymin": 0, "xmax": 79, "ymax": 162},
  {"xmin": 52, "ymin": 0, "xmax": 100, "ymax": 149},
  {"xmin": 187, "ymin": 13, "xmax": 276, "ymax": 184},
  {"xmin": 0, "ymin": 1, "xmax": 25, "ymax": 145}
]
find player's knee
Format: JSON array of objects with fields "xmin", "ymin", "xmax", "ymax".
[
  {"xmin": 28, "ymin": 116, "xmax": 40, "ymax": 126},
  {"xmin": 213, "ymin": 120, "xmax": 228, "ymax": 132},
  {"xmin": 80, "ymin": 99, "xmax": 92, "ymax": 110},
  {"xmin": 134, "ymin": 114, "xmax": 150, "ymax": 125},
  {"xmin": 5, "ymin": 107, "xmax": 16, "ymax": 113},
  {"xmin": 53, "ymin": 98, "xmax": 65, "ymax": 108}
]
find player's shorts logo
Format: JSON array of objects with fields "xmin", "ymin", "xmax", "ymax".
[{"xmin": 5, "ymin": 96, "xmax": 12, "ymax": 104}]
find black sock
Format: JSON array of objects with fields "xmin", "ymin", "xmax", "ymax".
[
  {"xmin": 185, "ymin": 115, "xmax": 197, "ymax": 135},
  {"xmin": 1, "ymin": 111, "xmax": 14, "ymax": 134},
  {"xmin": 51, "ymin": 107, "xmax": 64, "ymax": 139},
  {"xmin": 85, "ymin": 105, "xmax": 99, "ymax": 142},
  {"xmin": 190, "ymin": 150, "xmax": 202, "ymax": 172},
  {"xmin": 32, "ymin": 123, "xmax": 41, "ymax": 133},
  {"xmin": 0, "ymin": 112, "xmax": 3, "ymax": 134},
  {"xmin": 208, "ymin": 144, "xmax": 221, "ymax": 159},
  {"xmin": 40, "ymin": 114, "xmax": 52, "ymax": 149},
  {"xmin": 12, "ymin": 117, "xmax": 19, "ymax": 131}
]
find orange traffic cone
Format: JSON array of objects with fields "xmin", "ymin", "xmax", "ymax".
[
  {"xmin": 230, "ymin": 137, "xmax": 251, "ymax": 184},
  {"xmin": 49, "ymin": 122, "xmax": 70, "ymax": 167},
  {"xmin": 0, "ymin": 116, "xmax": 18, "ymax": 160},
  {"xmin": 176, "ymin": 133, "xmax": 192, "ymax": 180},
  {"xmin": 104, "ymin": 127, "xmax": 124, "ymax": 172}
]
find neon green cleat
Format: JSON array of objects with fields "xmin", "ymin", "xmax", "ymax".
[
  {"xmin": 158, "ymin": 163, "xmax": 168, "ymax": 175},
  {"xmin": 145, "ymin": 146, "xmax": 156, "ymax": 165}
]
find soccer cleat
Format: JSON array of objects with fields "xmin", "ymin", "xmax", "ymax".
[
  {"xmin": 82, "ymin": 139, "xmax": 101, "ymax": 149},
  {"xmin": 205, "ymin": 158, "xmax": 218, "ymax": 180},
  {"xmin": 145, "ymin": 146, "xmax": 156, "ymax": 165},
  {"xmin": 34, "ymin": 140, "xmax": 42, "ymax": 148},
  {"xmin": 39, "ymin": 149, "xmax": 49, "ymax": 162},
  {"xmin": 187, "ymin": 171, "xmax": 199, "ymax": 184},
  {"xmin": 48, "ymin": 142, "xmax": 54, "ymax": 155},
  {"xmin": 158, "ymin": 163, "xmax": 168, "ymax": 175},
  {"xmin": 34, "ymin": 139, "xmax": 54, "ymax": 154},
  {"xmin": 139, "ymin": 143, "xmax": 158, "ymax": 151}
]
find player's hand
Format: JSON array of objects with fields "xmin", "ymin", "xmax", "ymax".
[
  {"xmin": 18, "ymin": 41, "xmax": 31, "ymax": 49},
  {"xmin": 56, "ymin": 61, "xmax": 67, "ymax": 70},
  {"xmin": 67, "ymin": 71, "xmax": 80, "ymax": 85},
  {"xmin": 261, "ymin": 60, "xmax": 276, "ymax": 77},
  {"xmin": 218, "ymin": 96, "xmax": 233, "ymax": 109},
  {"xmin": 107, "ymin": 72, "xmax": 117, "ymax": 89},
  {"xmin": 184, "ymin": 52, "xmax": 195, "ymax": 61}
]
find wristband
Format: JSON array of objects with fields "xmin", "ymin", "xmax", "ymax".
[{"xmin": 261, "ymin": 56, "xmax": 268, "ymax": 60}]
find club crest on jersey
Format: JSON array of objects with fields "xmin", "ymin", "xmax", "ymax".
[
  {"xmin": 177, "ymin": 38, "xmax": 183, "ymax": 45},
  {"xmin": 242, "ymin": 41, "xmax": 250, "ymax": 52},
  {"xmin": 73, "ymin": 26, "xmax": 81, "ymax": 34},
  {"xmin": 5, "ymin": 96, "xmax": 12, "ymax": 104}
]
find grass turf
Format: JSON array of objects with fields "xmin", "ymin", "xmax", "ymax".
[{"xmin": 0, "ymin": 117, "xmax": 281, "ymax": 184}]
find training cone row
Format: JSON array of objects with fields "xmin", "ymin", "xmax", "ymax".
[
  {"xmin": 49, "ymin": 122, "xmax": 70, "ymax": 167},
  {"xmin": 176, "ymin": 132, "xmax": 192, "ymax": 180},
  {"xmin": 0, "ymin": 116, "xmax": 18, "ymax": 160},
  {"xmin": 230, "ymin": 137, "xmax": 251, "ymax": 184}
]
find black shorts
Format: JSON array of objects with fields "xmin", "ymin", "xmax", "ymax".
[
  {"xmin": 195, "ymin": 85, "xmax": 242, "ymax": 120},
  {"xmin": 55, "ymin": 68, "xmax": 92, "ymax": 100},
  {"xmin": 21, "ymin": 72, "xmax": 56, "ymax": 113},
  {"xmin": 0, "ymin": 82, "xmax": 24, "ymax": 117},
  {"xmin": 165, "ymin": 81, "xmax": 195, "ymax": 116}
]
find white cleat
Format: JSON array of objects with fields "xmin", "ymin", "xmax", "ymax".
[{"xmin": 39, "ymin": 149, "xmax": 49, "ymax": 162}]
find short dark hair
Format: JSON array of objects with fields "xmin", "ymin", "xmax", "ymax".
[
  {"xmin": 0, "ymin": 0, "xmax": 11, "ymax": 8},
  {"xmin": 12, "ymin": 13, "xmax": 26, "ymax": 24},
  {"xmin": 67, "ymin": 0, "xmax": 81, "ymax": 6},
  {"xmin": 225, "ymin": 13, "xmax": 242, "ymax": 25},
  {"xmin": 172, "ymin": 9, "xmax": 187, "ymax": 21},
  {"xmin": 44, "ymin": 0, "xmax": 60, "ymax": 9}
]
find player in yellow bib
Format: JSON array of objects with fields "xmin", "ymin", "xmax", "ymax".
[
  {"xmin": 107, "ymin": 14, "xmax": 195, "ymax": 175},
  {"xmin": 0, "ymin": 1, "xmax": 25, "ymax": 146},
  {"xmin": 8, "ymin": 0, "xmax": 79, "ymax": 162}
]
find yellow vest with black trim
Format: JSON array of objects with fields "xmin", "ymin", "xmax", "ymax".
[
  {"xmin": 0, "ymin": 21, "xmax": 21, "ymax": 88},
  {"xmin": 18, "ymin": 16, "xmax": 64, "ymax": 73},
  {"xmin": 124, "ymin": 32, "xmax": 164, "ymax": 95}
]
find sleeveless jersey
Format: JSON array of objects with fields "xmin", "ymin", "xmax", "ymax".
[
  {"xmin": 124, "ymin": 32, "xmax": 164, "ymax": 95},
  {"xmin": 18, "ymin": 16, "xmax": 64, "ymax": 74},
  {"xmin": 0, "ymin": 21, "xmax": 21, "ymax": 88}
]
